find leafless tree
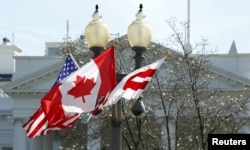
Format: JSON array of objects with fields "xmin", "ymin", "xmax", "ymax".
[{"xmin": 147, "ymin": 18, "xmax": 250, "ymax": 150}]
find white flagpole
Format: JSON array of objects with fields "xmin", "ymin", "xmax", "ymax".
[{"xmin": 187, "ymin": 0, "xmax": 191, "ymax": 44}]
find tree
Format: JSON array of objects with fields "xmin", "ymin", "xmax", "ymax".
[
  {"xmin": 60, "ymin": 34, "xmax": 92, "ymax": 66},
  {"xmin": 148, "ymin": 18, "xmax": 250, "ymax": 150}
]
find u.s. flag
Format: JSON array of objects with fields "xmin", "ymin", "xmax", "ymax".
[
  {"xmin": 53, "ymin": 53, "xmax": 79, "ymax": 86},
  {"xmin": 23, "ymin": 53, "xmax": 80, "ymax": 138}
]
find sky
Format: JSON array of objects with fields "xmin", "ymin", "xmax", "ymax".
[{"xmin": 1, "ymin": 0, "xmax": 250, "ymax": 56}]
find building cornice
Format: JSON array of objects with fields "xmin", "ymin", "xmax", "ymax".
[
  {"xmin": 208, "ymin": 65, "xmax": 250, "ymax": 86},
  {"xmin": 1, "ymin": 61, "xmax": 63, "ymax": 90},
  {"xmin": 3, "ymin": 89, "xmax": 48, "ymax": 97}
]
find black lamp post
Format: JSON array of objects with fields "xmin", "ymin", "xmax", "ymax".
[
  {"xmin": 127, "ymin": 4, "xmax": 152, "ymax": 117},
  {"xmin": 84, "ymin": 4, "xmax": 152, "ymax": 150}
]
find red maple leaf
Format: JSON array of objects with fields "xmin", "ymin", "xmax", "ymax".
[{"xmin": 68, "ymin": 75, "xmax": 96, "ymax": 103}]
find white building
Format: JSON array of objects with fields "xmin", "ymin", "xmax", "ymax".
[
  {"xmin": 0, "ymin": 37, "xmax": 250, "ymax": 150},
  {"xmin": 0, "ymin": 39, "xmax": 63, "ymax": 150}
]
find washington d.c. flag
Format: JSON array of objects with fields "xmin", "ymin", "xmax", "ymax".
[{"xmin": 90, "ymin": 56, "xmax": 166, "ymax": 117}]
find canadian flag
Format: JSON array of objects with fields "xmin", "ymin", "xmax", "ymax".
[
  {"xmin": 41, "ymin": 46, "xmax": 116, "ymax": 126},
  {"xmin": 91, "ymin": 57, "xmax": 165, "ymax": 116}
]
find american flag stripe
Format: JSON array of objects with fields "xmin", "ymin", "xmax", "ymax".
[
  {"xmin": 23, "ymin": 54, "xmax": 79, "ymax": 138},
  {"xmin": 41, "ymin": 113, "xmax": 80, "ymax": 135}
]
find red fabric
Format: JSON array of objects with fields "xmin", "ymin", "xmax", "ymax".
[
  {"xmin": 41, "ymin": 83, "xmax": 65, "ymax": 125},
  {"xmin": 94, "ymin": 57, "xmax": 166, "ymax": 108},
  {"xmin": 23, "ymin": 107, "xmax": 45, "ymax": 138},
  {"xmin": 94, "ymin": 46, "xmax": 116, "ymax": 96},
  {"xmin": 123, "ymin": 68, "xmax": 156, "ymax": 90}
]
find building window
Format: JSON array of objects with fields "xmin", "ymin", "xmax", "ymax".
[
  {"xmin": 48, "ymin": 47, "xmax": 61, "ymax": 56},
  {"xmin": 2, "ymin": 147, "xmax": 12, "ymax": 150},
  {"xmin": 0, "ymin": 74, "xmax": 12, "ymax": 81}
]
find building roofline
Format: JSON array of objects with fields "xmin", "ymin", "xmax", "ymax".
[{"xmin": 1, "ymin": 61, "xmax": 63, "ymax": 90}]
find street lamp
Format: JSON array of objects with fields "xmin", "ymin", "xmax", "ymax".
[
  {"xmin": 84, "ymin": 5, "xmax": 110, "ymax": 58},
  {"xmin": 84, "ymin": 4, "xmax": 152, "ymax": 149},
  {"xmin": 127, "ymin": 4, "xmax": 152, "ymax": 117}
]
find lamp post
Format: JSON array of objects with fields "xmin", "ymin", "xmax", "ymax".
[
  {"xmin": 127, "ymin": 4, "xmax": 152, "ymax": 117},
  {"xmin": 84, "ymin": 4, "xmax": 152, "ymax": 150}
]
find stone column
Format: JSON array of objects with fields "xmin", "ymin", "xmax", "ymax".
[
  {"xmin": 53, "ymin": 139, "xmax": 62, "ymax": 150},
  {"xmin": 29, "ymin": 136, "xmax": 43, "ymax": 150},
  {"xmin": 87, "ymin": 122, "xmax": 100, "ymax": 149},
  {"xmin": 12, "ymin": 117, "xmax": 28, "ymax": 150},
  {"xmin": 43, "ymin": 134, "xmax": 53, "ymax": 150}
]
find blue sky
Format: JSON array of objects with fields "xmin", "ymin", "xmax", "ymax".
[{"xmin": 1, "ymin": 0, "xmax": 249, "ymax": 55}]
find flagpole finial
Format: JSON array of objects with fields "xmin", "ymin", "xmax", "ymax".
[
  {"xmin": 95, "ymin": 4, "xmax": 99, "ymax": 12},
  {"xmin": 139, "ymin": 4, "xmax": 143, "ymax": 12},
  {"xmin": 66, "ymin": 49, "xmax": 71, "ymax": 54},
  {"xmin": 165, "ymin": 50, "xmax": 170, "ymax": 56}
]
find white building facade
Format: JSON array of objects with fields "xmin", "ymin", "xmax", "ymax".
[{"xmin": 0, "ymin": 40, "xmax": 63, "ymax": 150}]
